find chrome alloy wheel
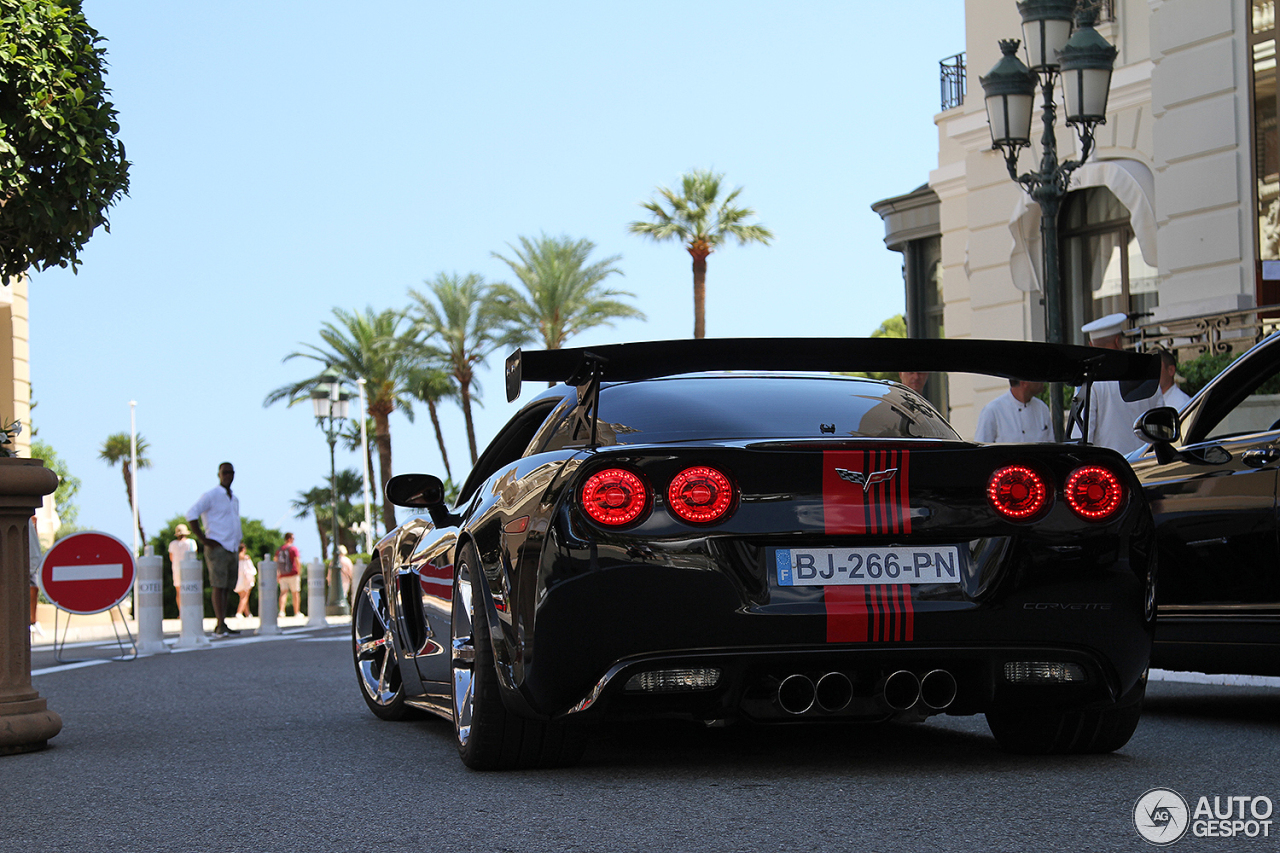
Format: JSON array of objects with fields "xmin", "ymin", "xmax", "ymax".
[
  {"xmin": 353, "ymin": 570, "xmax": 402, "ymax": 707},
  {"xmin": 451, "ymin": 562, "xmax": 476, "ymax": 746}
]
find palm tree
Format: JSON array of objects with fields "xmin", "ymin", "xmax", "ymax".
[
  {"xmin": 629, "ymin": 168, "xmax": 773, "ymax": 338},
  {"xmin": 491, "ymin": 234, "xmax": 644, "ymax": 351},
  {"xmin": 99, "ymin": 432, "xmax": 150, "ymax": 542},
  {"xmin": 264, "ymin": 307, "xmax": 416, "ymax": 533},
  {"xmin": 408, "ymin": 273, "xmax": 518, "ymax": 464},
  {"xmin": 405, "ymin": 363, "xmax": 458, "ymax": 481}
]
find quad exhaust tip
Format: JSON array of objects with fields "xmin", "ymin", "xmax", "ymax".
[
  {"xmin": 881, "ymin": 670, "xmax": 921, "ymax": 711},
  {"xmin": 776, "ymin": 669, "xmax": 955, "ymax": 715},
  {"xmin": 919, "ymin": 669, "xmax": 958, "ymax": 710},
  {"xmin": 777, "ymin": 674, "xmax": 816, "ymax": 715},
  {"xmin": 815, "ymin": 672, "xmax": 853, "ymax": 713}
]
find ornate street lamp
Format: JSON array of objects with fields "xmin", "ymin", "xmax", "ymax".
[
  {"xmin": 980, "ymin": 3, "xmax": 1117, "ymax": 439},
  {"xmin": 311, "ymin": 367, "xmax": 351, "ymax": 615}
]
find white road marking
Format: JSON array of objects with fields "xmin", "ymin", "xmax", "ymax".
[
  {"xmin": 1149, "ymin": 668, "xmax": 1280, "ymax": 689},
  {"xmin": 31, "ymin": 627, "xmax": 349, "ymax": 675}
]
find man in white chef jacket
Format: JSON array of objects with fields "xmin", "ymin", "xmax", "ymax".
[
  {"xmin": 1070, "ymin": 313, "xmax": 1163, "ymax": 455},
  {"xmin": 975, "ymin": 379, "xmax": 1053, "ymax": 443}
]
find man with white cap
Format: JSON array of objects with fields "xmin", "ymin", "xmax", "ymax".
[
  {"xmin": 168, "ymin": 522, "xmax": 198, "ymax": 614},
  {"xmin": 1070, "ymin": 312, "xmax": 1163, "ymax": 454}
]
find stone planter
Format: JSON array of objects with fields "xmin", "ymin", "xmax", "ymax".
[{"xmin": 0, "ymin": 457, "xmax": 61, "ymax": 755}]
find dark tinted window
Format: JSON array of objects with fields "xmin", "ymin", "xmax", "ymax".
[{"xmin": 539, "ymin": 375, "xmax": 958, "ymax": 449}]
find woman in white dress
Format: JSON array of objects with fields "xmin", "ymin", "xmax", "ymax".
[{"xmin": 234, "ymin": 542, "xmax": 257, "ymax": 618}]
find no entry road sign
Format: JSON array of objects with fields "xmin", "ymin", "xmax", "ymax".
[{"xmin": 38, "ymin": 531, "xmax": 136, "ymax": 615}]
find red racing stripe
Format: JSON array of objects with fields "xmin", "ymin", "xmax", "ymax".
[
  {"xmin": 823, "ymin": 449, "xmax": 912, "ymax": 535},
  {"xmin": 823, "ymin": 586, "xmax": 869, "ymax": 643},
  {"xmin": 823, "ymin": 584, "xmax": 916, "ymax": 643}
]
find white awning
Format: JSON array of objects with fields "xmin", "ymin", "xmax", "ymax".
[{"xmin": 1009, "ymin": 158, "xmax": 1157, "ymax": 292}]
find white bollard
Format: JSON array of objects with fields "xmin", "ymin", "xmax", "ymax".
[
  {"xmin": 257, "ymin": 557, "xmax": 280, "ymax": 636},
  {"xmin": 136, "ymin": 546, "xmax": 169, "ymax": 655},
  {"xmin": 176, "ymin": 552, "xmax": 210, "ymax": 648},
  {"xmin": 306, "ymin": 558, "xmax": 328, "ymax": 628}
]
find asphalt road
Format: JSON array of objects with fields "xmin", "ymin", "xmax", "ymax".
[{"xmin": 3, "ymin": 627, "xmax": 1277, "ymax": 853}]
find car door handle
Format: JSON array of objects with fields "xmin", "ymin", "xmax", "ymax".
[{"xmin": 1241, "ymin": 448, "xmax": 1280, "ymax": 468}]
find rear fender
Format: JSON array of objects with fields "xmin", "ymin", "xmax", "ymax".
[{"xmin": 459, "ymin": 531, "xmax": 542, "ymax": 718}]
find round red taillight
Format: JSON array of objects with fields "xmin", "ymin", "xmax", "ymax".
[
  {"xmin": 987, "ymin": 465, "xmax": 1049, "ymax": 520},
  {"xmin": 1065, "ymin": 465, "xmax": 1124, "ymax": 520},
  {"xmin": 581, "ymin": 468, "xmax": 649, "ymax": 526},
  {"xmin": 667, "ymin": 466, "xmax": 736, "ymax": 524}
]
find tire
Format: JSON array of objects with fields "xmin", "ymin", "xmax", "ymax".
[
  {"xmin": 985, "ymin": 685, "xmax": 1144, "ymax": 755},
  {"xmin": 352, "ymin": 561, "xmax": 418, "ymax": 721},
  {"xmin": 451, "ymin": 544, "xmax": 586, "ymax": 770}
]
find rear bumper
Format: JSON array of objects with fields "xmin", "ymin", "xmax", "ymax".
[{"xmin": 550, "ymin": 642, "xmax": 1144, "ymax": 724}]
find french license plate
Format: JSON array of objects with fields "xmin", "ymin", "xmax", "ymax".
[{"xmin": 774, "ymin": 546, "xmax": 962, "ymax": 587}]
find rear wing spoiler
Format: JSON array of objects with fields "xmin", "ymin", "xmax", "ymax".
[{"xmin": 504, "ymin": 337, "xmax": 1159, "ymax": 403}]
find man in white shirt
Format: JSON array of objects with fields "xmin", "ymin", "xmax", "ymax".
[
  {"xmin": 975, "ymin": 379, "xmax": 1052, "ymax": 443},
  {"xmin": 187, "ymin": 461, "xmax": 242, "ymax": 638},
  {"xmin": 1071, "ymin": 313, "xmax": 1164, "ymax": 455},
  {"xmin": 1158, "ymin": 348, "xmax": 1191, "ymax": 410}
]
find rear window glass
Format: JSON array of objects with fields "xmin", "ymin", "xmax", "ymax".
[{"xmin": 537, "ymin": 375, "xmax": 958, "ymax": 449}]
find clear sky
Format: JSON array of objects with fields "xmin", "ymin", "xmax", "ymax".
[{"xmin": 31, "ymin": 1, "xmax": 967, "ymax": 560}]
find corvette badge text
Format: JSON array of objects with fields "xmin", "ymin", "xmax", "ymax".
[{"xmin": 1134, "ymin": 788, "xmax": 1274, "ymax": 845}]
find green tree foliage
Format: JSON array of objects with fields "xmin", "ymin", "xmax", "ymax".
[
  {"xmin": 264, "ymin": 306, "xmax": 418, "ymax": 533},
  {"xmin": 29, "ymin": 437, "xmax": 78, "ymax": 529},
  {"xmin": 99, "ymin": 431, "xmax": 149, "ymax": 542},
  {"xmin": 0, "ymin": 0, "xmax": 130, "ymax": 280},
  {"xmin": 151, "ymin": 514, "xmax": 282, "ymax": 619},
  {"xmin": 629, "ymin": 169, "xmax": 772, "ymax": 338},
  {"xmin": 408, "ymin": 273, "xmax": 519, "ymax": 464},
  {"xmin": 491, "ymin": 234, "xmax": 643, "ymax": 351}
]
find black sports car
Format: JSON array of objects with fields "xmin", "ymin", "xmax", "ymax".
[
  {"xmin": 352, "ymin": 338, "xmax": 1160, "ymax": 769},
  {"xmin": 1130, "ymin": 330, "xmax": 1280, "ymax": 677}
]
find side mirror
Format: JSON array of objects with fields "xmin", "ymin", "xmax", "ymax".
[
  {"xmin": 385, "ymin": 473, "xmax": 445, "ymax": 508},
  {"xmin": 1134, "ymin": 406, "xmax": 1181, "ymax": 445},
  {"xmin": 385, "ymin": 473, "xmax": 460, "ymax": 529}
]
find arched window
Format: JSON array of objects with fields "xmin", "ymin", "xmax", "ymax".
[{"xmin": 1060, "ymin": 186, "xmax": 1159, "ymax": 344}]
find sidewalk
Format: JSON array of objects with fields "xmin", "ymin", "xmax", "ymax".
[{"xmin": 29, "ymin": 610, "xmax": 352, "ymax": 648}]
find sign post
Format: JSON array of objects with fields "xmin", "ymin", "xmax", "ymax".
[{"xmin": 38, "ymin": 531, "xmax": 137, "ymax": 662}]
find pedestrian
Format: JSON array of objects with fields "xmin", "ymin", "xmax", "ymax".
[
  {"xmin": 1157, "ymin": 347, "xmax": 1191, "ymax": 410},
  {"xmin": 276, "ymin": 532, "xmax": 302, "ymax": 618},
  {"xmin": 338, "ymin": 545, "xmax": 354, "ymax": 601},
  {"xmin": 1069, "ymin": 313, "xmax": 1164, "ymax": 454},
  {"xmin": 975, "ymin": 379, "xmax": 1052, "ymax": 443},
  {"xmin": 168, "ymin": 522, "xmax": 198, "ymax": 614},
  {"xmin": 898, "ymin": 371, "xmax": 929, "ymax": 396},
  {"xmin": 234, "ymin": 541, "xmax": 257, "ymax": 619},
  {"xmin": 186, "ymin": 461, "xmax": 243, "ymax": 638}
]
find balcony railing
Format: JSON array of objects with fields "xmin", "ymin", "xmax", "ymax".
[
  {"xmin": 940, "ymin": 53, "xmax": 965, "ymax": 112},
  {"xmin": 1123, "ymin": 307, "xmax": 1280, "ymax": 360}
]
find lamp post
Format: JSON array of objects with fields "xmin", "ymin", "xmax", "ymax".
[
  {"xmin": 310, "ymin": 367, "xmax": 351, "ymax": 615},
  {"xmin": 980, "ymin": 1, "xmax": 1117, "ymax": 439}
]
